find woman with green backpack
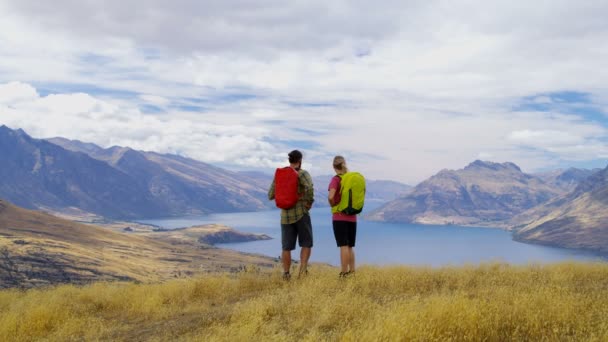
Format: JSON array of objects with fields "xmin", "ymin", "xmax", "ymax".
[{"xmin": 328, "ymin": 155, "xmax": 365, "ymax": 278}]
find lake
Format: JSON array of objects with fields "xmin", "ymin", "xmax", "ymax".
[{"xmin": 139, "ymin": 208, "xmax": 604, "ymax": 267}]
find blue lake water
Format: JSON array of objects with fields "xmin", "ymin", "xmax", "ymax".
[{"xmin": 138, "ymin": 208, "xmax": 605, "ymax": 267}]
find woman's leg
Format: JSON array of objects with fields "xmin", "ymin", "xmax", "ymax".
[
  {"xmin": 348, "ymin": 247, "xmax": 355, "ymax": 272},
  {"xmin": 334, "ymin": 220, "xmax": 350, "ymax": 273},
  {"xmin": 348, "ymin": 221, "xmax": 357, "ymax": 273},
  {"xmin": 340, "ymin": 246, "xmax": 349, "ymax": 273}
]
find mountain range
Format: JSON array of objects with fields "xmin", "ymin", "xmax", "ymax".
[
  {"xmin": 367, "ymin": 160, "xmax": 608, "ymax": 254},
  {"xmin": 1, "ymin": 125, "xmax": 411, "ymax": 219},
  {"xmin": 2, "ymin": 125, "xmax": 606, "ymax": 255},
  {"xmin": 366, "ymin": 160, "xmax": 567, "ymax": 227},
  {"xmin": 0, "ymin": 125, "xmax": 270, "ymax": 219},
  {"xmin": 513, "ymin": 165, "xmax": 608, "ymax": 253}
]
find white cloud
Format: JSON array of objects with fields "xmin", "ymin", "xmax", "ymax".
[
  {"xmin": 0, "ymin": 84, "xmax": 285, "ymax": 169},
  {"xmin": 251, "ymin": 109, "xmax": 281, "ymax": 120},
  {"xmin": 507, "ymin": 128, "xmax": 608, "ymax": 161},
  {"xmin": 139, "ymin": 94, "xmax": 170, "ymax": 106},
  {"xmin": 0, "ymin": 82, "xmax": 38, "ymax": 105},
  {"xmin": 1, "ymin": 1, "xmax": 608, "ymax": 184},
  {"xmin": 3, "ymin": 0, "xmax": 409, "ymax": 56},
  {"xmin": 508, "ymin": 130, "xmax": 585, "ymax": 147}
]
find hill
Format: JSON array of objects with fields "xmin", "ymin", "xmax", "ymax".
[
  {"xmin": 141, "ymin": 224, "xmax": 271, "ymax": 245},
  {"xmin": 367, "ymin": 160, "xmax": 563, "ymax": 227},
  {"xmin": 1, "ymin": 263, "xmax": 607, "ymax": 340},
  {"xmin": 0, "ymin": 125, "xmax": 270, "ymax": 219},
  {"xmin": 0, "ymin": 199, "xmax": 274, "ymax": 288},
  {"xmin": 513, "ymin": 164, "xmax": 608, "ymax": 253}
]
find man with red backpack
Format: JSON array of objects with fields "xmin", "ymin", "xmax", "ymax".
[{"xmin": 268, "ymin": 150, "xmax": 314, "ymax": 280}]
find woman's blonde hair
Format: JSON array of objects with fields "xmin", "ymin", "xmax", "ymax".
[{"xmin": 333, "ymin": 155, "xmax": 347, "ymax": 171}]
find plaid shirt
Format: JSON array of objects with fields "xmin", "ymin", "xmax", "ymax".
[{"xmin": 268, "ymin": 168, "xmax": 314, "ymax": 224}]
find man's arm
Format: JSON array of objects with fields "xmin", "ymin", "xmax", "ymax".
[
  {"xmin": 268, "ymin": 179, "xmax": 276, "ymax": 200},
  {"xmin": 300, "ymin": 171, "xmax": 314, "ymax": 207}
]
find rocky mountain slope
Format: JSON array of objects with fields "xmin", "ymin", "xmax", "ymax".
[
  {"xmin": 367, "ymin": 160, "xmax": 564, "ymax": 227},
  {"xmin": 0, "ymin": 125, "xmax": 270, "ymax": 219},
  {"xmin": 51, "ymin": 137, "xmax": 271, "ymax": 213},
  {"xmin": 513, "ymin": 164, "xmax": 608, "ymax": 253}
]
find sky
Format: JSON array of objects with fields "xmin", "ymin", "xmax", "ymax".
[{"xmin": 0, "ymin": 0, "xmax": 607, "ymax": 184}]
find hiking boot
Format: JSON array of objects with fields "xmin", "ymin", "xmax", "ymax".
[
  {"xmin": 298, "ymin": 269, "xmax": 309, "ymax": 278},
  {"xmin": 339, "ymin": 271, "xmax": 354, "ymax": 279},
  {"xmin": 282, "ymin": 272, "xmax": 291, "ymax": 281}
]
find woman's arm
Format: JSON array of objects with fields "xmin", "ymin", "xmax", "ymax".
[{"xmin": 328, "ymin": 188, "xmax": 337, "ymax": 206}]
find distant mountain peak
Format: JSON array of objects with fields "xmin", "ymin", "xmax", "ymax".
[
  {"xmin": 367, "ymin": 159, "xmax": 560, "ymax": 226},
  {"xmin": 572, "ymin": 164, "xmax": 608, "ymax": 194},
  {"xmin": 465, "ymin": 160, "xmax": 521, "ymax": 172},
  {"xmin": 0, "ymin": 125, "xmax": 27, "ymax": 137},
  {"xmin": 107, "ymin": 145, "xmax": 132, "ymax": 153}
]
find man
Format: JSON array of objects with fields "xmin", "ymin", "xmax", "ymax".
[{"xmin": 268, "ymin": 150, "xmax": 314, "ymax": 280}]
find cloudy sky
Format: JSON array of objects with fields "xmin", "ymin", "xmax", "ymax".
[{"xmin": 1, "ymin": 0, "xmax": 607, "ymax": 184}]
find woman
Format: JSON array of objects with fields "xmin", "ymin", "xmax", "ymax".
[{"xmin": 328, "ymin": 155, "xmax": 356, "ymax": 277}]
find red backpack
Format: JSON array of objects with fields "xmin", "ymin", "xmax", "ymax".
[{"xmin": 274, "ymin": 167, "xmax": 299, "ymax": 209}]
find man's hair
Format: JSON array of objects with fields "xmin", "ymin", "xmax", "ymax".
[{"xmin": 288, "ymin": 150, "xmax": 303, "ymax": 164}]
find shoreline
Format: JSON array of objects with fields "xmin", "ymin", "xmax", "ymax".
[{"xmin": 52, "ymin": 209, "xmax": 608, "ymax": 264}]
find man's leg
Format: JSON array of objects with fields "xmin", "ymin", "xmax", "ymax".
[
  {"xmin": 299, "ymin": 247, "xmax": 311, "ymax": 275},
  {"xmin": 281, "ymin": 223, "xmax": 297, "ymax": 279},
  {"xmin": 297, "ymin": 214, "xmax": 313, "ymax": 276},
  {"xmin": 282, "ymin": 250, "xmax": 292, "ymax": 273}
]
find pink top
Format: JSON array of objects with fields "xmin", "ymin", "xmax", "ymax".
[{"xmin": 328, "ymin": 175, "xmax": 357, "ymax": 222}]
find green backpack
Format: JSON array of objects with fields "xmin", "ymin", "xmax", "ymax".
[{"xmin": 333, "ymin": 172, "xmax": 366, "ymax": 215}]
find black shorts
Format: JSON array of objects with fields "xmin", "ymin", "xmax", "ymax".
[
  {"xmin": 333, "ymin": 220, "xmax": 357, "ymax": 247},
  {"xmin": 281, "ymin": 214, "xmax": 313, "ymax": 251}
]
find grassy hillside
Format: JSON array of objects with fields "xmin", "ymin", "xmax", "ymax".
[
  {"xmin": 0, "ymin": 200, "xmax": 274, "ymax": 288},
  {"xmin": 2, "ymin": 263, "xmax": 608, "ymax": 341}
]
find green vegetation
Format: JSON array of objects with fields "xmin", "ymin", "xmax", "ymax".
[{"xmin": 2, "ymin": 262, "xmax": 608, "ymax": 341}]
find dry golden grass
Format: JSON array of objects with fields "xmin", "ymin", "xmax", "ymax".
[{"xmin": 2, "ymin": 262, "xmax": 608, "ymax": 341}]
